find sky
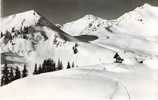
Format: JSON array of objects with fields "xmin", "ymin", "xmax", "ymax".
[{"xmin": 2, "ymin": 0, "xmax": 158, "ymax": 24}]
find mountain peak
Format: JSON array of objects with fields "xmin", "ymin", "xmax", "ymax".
[
  {"xmin": 140, "ymin": 3, "xmax": 151, "ymax": 8},
  {"xmin": 10, "ymin": 10, "xmax": 40, "ymax": 19},
  {"xmin": 21, "ymin": 10, "xmax": 37, "ymax": 14},
  {"xmin": 82, "ymin": 14, "xmax": 97, "ymax": 20},
  {"xmin": 136, "ymin": 3, "xmax": 153, "ymax": 11},
  {"xmin": 0, "ymin": 10, "xmax": 41, "ymax": 33},
  {"xmin": 61, "ymin": 14, "xmax": 101, "ymax": 35},
  {"xmin": 116, "ymin": 3, "xmax": 157, "ymax": 23}
]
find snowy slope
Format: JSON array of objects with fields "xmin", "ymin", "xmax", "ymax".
[
  {"xmin": 0, "ymin": 63, "xmax": 157, "ymax": 100},
  {"xmin": 0, "ymin": 67, "xmax": 130, "ymax": 100}
]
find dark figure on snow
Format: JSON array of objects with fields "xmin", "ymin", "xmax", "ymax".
[{"xmin": 113, "ymin": 53, "xmax": 124, "ymax": 63}]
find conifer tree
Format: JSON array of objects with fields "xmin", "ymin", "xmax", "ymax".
[
  {"xmin": 1, "ymin": 64, "xmax": 9, "ymax": 86},
  {"xmin": 57, "ymin": 59, "xmax": 63, "ymax": 70},
  {"xmin": 5, "ymin": 31, "xmax": 12, "ymax": 40},
  {"xmin": 46, "ymin": 59, "xmax": 51, "ymax": 72},
  {"xmin": 0, "ymin": 32, "xmax": 3, "ymax": 37},
  {"xmin": 52, "ymin": 60, "xmax": 56, "ymax": 71},
  {"xmin": 8, "ymin": 67, "xmax": 14, "ymax": 82},
  {"xmin": 22, "ymin": 64, "xmax": 28, "ymax": 78},
  {"xmin": 15, "ymin": 67, "xmax": 21, "ymax": 80},
  {"xmin": 33, "ymin": 64, "xmax": 38, "ymax": 75},
  {"xmin": 49, "ymin": 59, "xmax": 55, "ymax": 72},
  {"xmin": 67, "ymin": 62, "xmax": 71, "ymax": 69},
  {"xmin": 42, "ymin": 60, "xmax": 47, "ymax": 73},
  {"xmin": 11, "ymin": 27, "xmax": 15, "ymax": 33},
  {"xmin": 72, "ymin": 62, "xmax": 75, "ymax": 68},
  {"xmin": 38, "ymin": 64, "xmax": 42, "ymax": 74}
]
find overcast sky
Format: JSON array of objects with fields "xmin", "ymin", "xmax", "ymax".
[{"xmin": 2, "ymin": 0, "xmax": 158, "ymax": 24}]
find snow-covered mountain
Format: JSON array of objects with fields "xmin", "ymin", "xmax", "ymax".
[
  {"xmin": 62, "ymin": 3, "xmax": 158, "ymax": 40},
  {"xmin": 114, "ymin": 3, "xmax": 158, "ymax": 40},
  {"xmin": 0, "ymin": 10, "xmax": 119, "ymax": 69},
  {"xmin": 62, "ymin": 3, "xmax": 158, "ymax": 57},
  {"xmin": 62, "ymin": 14, "xmax": 109, "ymax": 36},
  {"xmin": 0, "ymin": 10, "xmax": 40, "ymax": 33},
  {"xmin": 0, "ymin": 10, "xmax": 81, "ymax": 42},
  {"xmin": 1, "ymin": 4, "xmax": 158, "ymax": 69}
]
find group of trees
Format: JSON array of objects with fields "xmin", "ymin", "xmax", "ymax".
[
  {"xmin": 1, "ymin": 58, "xmax": 76, "ymax": 86},
  {"xmin": 1, "ymin": 64, "xmax": 28, "ymax": 86},
  {"xmin": 67, "ymin": 61, "xmax": 75, "ymax": 69},
  {"xmin": 33, "ymin": 59, "xmax": 56, "ymax": 75},
  {"xmin": 33, "ymin": 58, "xmax": 76, "ymax": 75},
  {"xmin": 0, "ymin": 26, "xmax": 35, "ymax": 41}
]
